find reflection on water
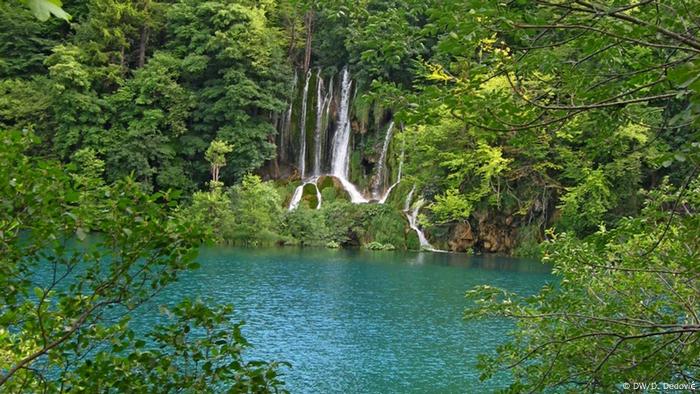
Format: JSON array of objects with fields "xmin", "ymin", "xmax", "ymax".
[{"xmin": 135, "ymin": 247, "xmax": 552, "ymax": 393}]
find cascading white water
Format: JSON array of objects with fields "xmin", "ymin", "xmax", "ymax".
[
  {"xmin": 288, "ymin": 176, "xmax": 322, "ymax": 211},
  {"xmin": 379, "ymin": 133, "xmax": 404, "ymax": 204},
  {"xmin": 313, "ymin": 70, "xmax": 332, "ymax": 176},
  {"xmin": 298, "ymin": 71, "xmax": 312, "ymax": 179},
  {"xmin": 404, "ymin": 185, "xmax": 436, "ymax": 250},
  {"xmin": 288, "ymin": 184, "xmax": 305, "ymax": 211},
  {"xmin": 330, "ymin": 68, "xmax": 352, "ymax": 177},
  {"xmin": 314, "ymin": 182, "xmax": 322, "ymax": 209},
  {"xmin": 373, "ymin": 121, "xmax": 394, "ymax": 199},
  {"xmin": 404, "ymin": 184, "xmax": 415, "ymax": 211},
  {"xmin": 329, "ymin": 68, "xmax": 368, "ymax": 203}
]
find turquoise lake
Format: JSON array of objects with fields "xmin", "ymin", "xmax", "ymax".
[{"xmin": 138, "ymin": 248, "xmax": 551, "ymax": 393}]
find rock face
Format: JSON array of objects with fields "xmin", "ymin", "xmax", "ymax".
[
  {"xmin": 448, "ymin": 222, "xmax": 476, "ymax": 252},
  {"xmin": 440, "ymin": 211, "xmax": 520, "ymax": 254},
  {"xmin": 477, "ymin": 220, "xmax": 516, "ymax": 254}
]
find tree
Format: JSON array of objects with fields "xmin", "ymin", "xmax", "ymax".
[
  {"xmin": 466, "ymin": 177, "xmax": 700, "ymax": 391},
  {"xmin": 205, "ymin": 139, "xmax": 234, "ymax": 185},
  {"xmin": 448, "ymin": 0, "xmax": 700, "ymax": 389},
  {"xmin": 229, "ymin": 174, "xmax": 284, "ymax": 245},
  {"xmin": 186, "ymin": 186, "xmax": 237, "ymax": 244},
  {"xmin": 0, "ymin": 130, "xmax": 285, "ymax": 392},
  {"xmin": 164, "ymin": 0, "xmax": 290, "ymax": 182}
]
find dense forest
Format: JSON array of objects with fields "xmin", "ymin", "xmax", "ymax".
[{"xmin": 1, "ymin": 0, "xmax": 699, "ymax": 392}]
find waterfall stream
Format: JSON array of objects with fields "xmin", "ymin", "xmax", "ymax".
[
  {"xmin": 373, "ymin": 121, "xmax": 394, "ymax": 199},
  {"xmin": 329, "ymin": 68, "xmax": 368, "ymax": 203},
  {"xmin": 404, "ymin": 185, "xmax": 436, "ymax": 251},
  {"xmin": 287, "ymin": 67, "xmax": 373, "ymax": 209},
  {"xmin": 330, "ymin": 68, "xmax": 352, "ymax": 178},
  {"xmin": 379, "ymin": 133, "xmax": 404, "ymax": 204},
  {"xmin": 288, "ymin": 176, "xmax": 322, "ymax": 211},
  {"xmin": 298, "ymin": 71, "xmax": 312, "ymax": 179},
  {"xmin": 313, "ymin": 70, "xmax": 332, "ymax": 176}
]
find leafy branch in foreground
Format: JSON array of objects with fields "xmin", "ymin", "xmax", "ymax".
[
  {"xmin": 465, "ymin": 174, "xmax": 700, "ymax": 392},
  {"xmin": 3, "ymin": 0, "xmax": 71, "ymax": 21},
  {"xmin": 0, "ymin": 130, "xmax": 286, "ymax": 392}
]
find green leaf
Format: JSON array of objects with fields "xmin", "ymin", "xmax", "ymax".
[{"xmin": 24, "ymin": 0, "xmax": 71, "ymax": 21}]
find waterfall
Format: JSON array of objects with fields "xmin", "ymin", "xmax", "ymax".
[
  {"xmin": 288, "ymin": 184, "xmax": 305, "ymax": 211},
  {"xmin": 404, "ymin": 185, "xmax": 436, "ymax": 251},
  {"xmin": 283, "ymin": 66, "xmax": 373, "ymax": 206},
  {"xmin": 330, "ymin": 68, "xmax": 368, "ymax": 203},
  {"xmin": 298, "ymin": 71, "xmax": 312, "ymax": 179},
  {"xmin": 314, "ymin": 181, "xmax": 322, "ymax": 209},
  {"xmin": 313, "ymin": 70, "xmax": 332, "ymax": 175},
  {"xmin": 330, "ymin": 68, "xmax": 352, "ymax": 177},
  {"xmin": 373, "ymin": 121, "xmax": 394, "ymax": 199},
  {"xmin": 288, "ymin": 176, "xmax": 322, "ymax": 211},
  {"xmin": 379, "ymin": 127, "xmax": 404, "ymax": 204}
]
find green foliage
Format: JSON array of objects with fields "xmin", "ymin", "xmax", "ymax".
[
  {"xmin": 60, "ymin": 300, "xmax": 288, "ymax": 392},
  {"xmin": 320, "ymin": 200, "xmax": 357, "ymax": 245},
  {"xmin": 362, "ymin": 203, "xmax": 408, "ymax": 248},
  {"xmin": 229, "ymin": 174, "xmax": 284, "ymax": 245},
  {"xmin": 0, "ymin": 130, "xmax": 284, "ymax": 392},
  {"xmin": 0, "ymin": 2, "xmax": 67, "ymax": 78},
  {"xmin": 430, "ymin": 189, "xmax": 472, "ymax": 223},
  {"xmin": 205, "ymin": 140, "xmax": 234, "ymax": 169},
  {"xmin": 165, "ymin": 0, "xmax": 290, "ymax": 181},
  {"xmin": 283, "ymin": 204, "xmax": 325, "ymax": 246},
  {"xmin": 1, "ymin": 0, "xmax": 290, "ymax": 191},
  {"xmin": 23, "ymin": 0, "xmax": 70, "ymax": 21},
  {"xmin": 205, "ymin": 139, "xmax": 234, "ymax": 184},
  {"xmin": 465, "ymin": 178, "xmax": 700, "ymax": 391},
  {"xmin": 511, "ymin": 224, "xmax": 542, "ymax": 260},
  {"xmin": 186, "ymin": 187, "xmax": 236, "ymax": 244},
  {"xmin": 557, "ymin": 168, "xmax": 614, "ymax": 234},
  {"xmin": 102, "ymin": 52, "xmax": 195, "ymax": 190}
]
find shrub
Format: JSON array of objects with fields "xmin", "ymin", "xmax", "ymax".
[{"xmin": 229, "ymin": 174, "xmax": 284, "ymax": 245}]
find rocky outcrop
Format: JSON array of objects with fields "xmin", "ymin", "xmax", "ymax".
[
  {"xmin": 436, "ymin": 211, "xmax": 521, "ymax": 254},
  {"xmin": 447, "ymin": 222, "xmax": 476, "ymax": 252},
  {"xmin": 477, "ymin": 219, "xmax": 517, "ymax": 254}
]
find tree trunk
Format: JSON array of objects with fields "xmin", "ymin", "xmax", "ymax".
[
  {"xmin": 119, "ymin": 46, "xmax": 126, "ymax": 70},
  {"xmin": 138, "ymin": 25, "xmax": 150, "ymax": 68},
  {"xmin": 303, "ymin": 10, "xmax": 314, "ymax": 73}
]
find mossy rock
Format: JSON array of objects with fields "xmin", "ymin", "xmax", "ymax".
[
  {"xmin": 406, "ymin": 229, "xmax": 420, "ymax": 251},
  {"xmin": 301, "ymin": 183, "xmax": 319, "ymax": 208},
  {"xmin": 317, "ymin": 175, "xmax": 336, "ymax": 190},
  {"xmin": 317, "ymin": 175, "xmax": 351, "ymax": 202},
  {"xmin": 383, "ymin": 181, "xmax": 414, "ymax": 210},
  {"xmin": 426, "ymin": 224, "xmax": 451, "ymax": 249}
]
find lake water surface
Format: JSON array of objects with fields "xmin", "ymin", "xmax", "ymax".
[{"xmin": 142, "ymin": 248, "xmax": 551, "ymax": 393}]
